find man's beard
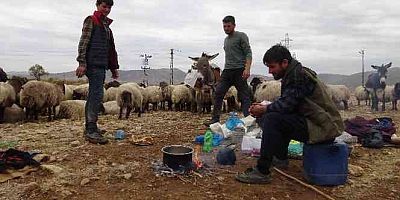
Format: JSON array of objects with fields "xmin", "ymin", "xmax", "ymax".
[{"xmin": 272, "ymin": 73, "xmax": 283, "ymax": 80}]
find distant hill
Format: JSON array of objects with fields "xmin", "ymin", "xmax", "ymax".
[
  {"xmin": 7, "ymin": 67, "xmax": 400, "ymax": 89},
  {"xmin": 8, "ymin": 68, "xmax": 187, "ymax": 85}
]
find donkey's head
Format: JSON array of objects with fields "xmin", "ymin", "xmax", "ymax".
[
  {"xmin": 189, "ymin": 53, "xmax": 219, "ymax": 86},
  {"xmin": 371, "ymin": 62, "xmax": 391, "ymax": 86}
]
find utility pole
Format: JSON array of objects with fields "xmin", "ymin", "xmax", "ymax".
[
  {"xmin": 281, "ymin": 33, "xmax": 297, "ymax": 59},
  {"xmin": 140, "ymin": 53, "xmax": 152, "ymax": 86},
  {"xmin": 358, "ymin": 50, "xmax": 365, "ymax": 87},
  {"xmin": 170, "ymin": 49, "xmax": 174, "ymax": 85},
  {"xmin": 281, "ymin": 33, "xmax": 293, "ymax": 49}
]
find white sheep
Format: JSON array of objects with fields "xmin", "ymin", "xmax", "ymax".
[
  {"xmin": 327, "ymin": 85, "xmax": 351, "ymax": 110},
  {"xmin": 56, "ymin": 100, "xmax": 106, "ymax": 120},
  {"xmin": 57, "ymin": 100, "xmax": 86, "ymax": 120},
  {"xmin": 354, "ymin": 86, "xmax": 370, "ymax": 106},
  {"xmin": 0, "ymin": 82, "xmax": 16, "ymax": 122},
  {"xmin": 144, "ymin": 86, "xmax": 163, "ymax": 111},
  {"xmin": 20, "ymin": 80, "xmax": 64, "ymax": 121},
  {"xmin": 195, "ymin": 85, "xmax": 214, "ymax": 113},
  {"xmin": 377, "ymin": 85, "xmax": 394, "ymax": 103},
  {"xmin": 254, "ymin": 81, "xmax": 281, "ymax": 102},
  {"xmin": 223, "ymin": 86, "xmax": 239, "ymax": 112},
  {"xmin": 104, "ymin": 87, "xmax": 119, "ymax": 102},
  {"xmin": 63, "ymin": 84, "xmax": 77, "ymax": 100},
  {"xmin": 103, "ymin": 101, "xmax": 120, "ymax": 115},
  {"xmin": 171, "ymin": 84, "xmax": 194, "ymax": 111},
  {"xmin": 116, "ymin": 84, "xmax": 143, "ymax": 119},
  {"xmin": 160, "ymin": 83, "xmax": 173, "ymax": 110},
  {"xmin": 72, "ymin": 83, "xmax": 107, "ymax": 102}
]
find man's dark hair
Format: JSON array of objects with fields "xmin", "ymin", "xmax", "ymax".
[
  {"xmin": 96, "ymin": 0, "xmax": 114, "ymax": 6},
  {"xmin": 222, "ymin": 16, "xmax": 235, "ymax": 24},
  {"xmin": 263, "ymin": 44, "xmax": 293, "ymax": 65}
]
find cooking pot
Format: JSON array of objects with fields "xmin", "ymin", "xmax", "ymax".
[{"xmin": 161, "ymin": 145, "xmax": 193, "ymax": 170}]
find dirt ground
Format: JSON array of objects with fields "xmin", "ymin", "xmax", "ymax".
[{"xmin": 0, "ymin": 103, "xmax": 399, "ymax": 200}]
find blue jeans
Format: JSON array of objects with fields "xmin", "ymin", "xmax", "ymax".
[{"xmin": 85, "ymin": 67, "xmax": 106, "ymax": 133}]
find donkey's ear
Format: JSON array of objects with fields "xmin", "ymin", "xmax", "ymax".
[
  {"xmin": 189, "ymin": 56, "xmax": 199, "ymax": 62},
  {"xmin": 385, "ymin": 62, "xmax": 392, "ymax": 69},
  {"xmin": 371, "ymin": 65, "xmax": 379, "ymax": 69},
  {"xmin": 207, "ymin": 53, "xmax": 219, "ymax": 61}
]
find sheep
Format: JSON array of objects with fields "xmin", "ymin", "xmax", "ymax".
[
  {"xmin": 0, "ymin": 82, "xmax": 16, "ymax": 123},
  {"xmin": 160, "ymin": 81, "xmax": 173, "ymax": 110},
  {"xmin": 56, "ymin": 100, "xmax": 105, "ymax": 119},
  {"xmin": 64, "ymin": 84, "xmax": 77, "ymax": 100},
  {"xmin": 254, "ymin": 81, "xmax": 282, "ymax": 102},
  {"xmin": 57, "ymin": 100, "xmax": 86, "ymax": 120},
  {"xmin": 104, "ymin": 87, "xmax": 119, "ymax": 102},
  {"xmin": 19, "ymin": 80, "xmax": 64, "ymax": 121},
  {"xmin": 377, "ymin": 85, "xmax": 394, "ymax": 103},
  {"xmin": 354, "ymin": 86, "xmax": 370, "ymax": 106},
  {"xmin": 327, "ymin": 85, "xmax": 351, "ymax": 110},
  {"xmin": 6, "ymin": 76, "xmax": 28, "ymax": 107},
  {"xmin": 116, "ymin": 83, "xmax": 143, "ymax": 119},
  {"xmin": 143, "ymin": 86, "xmax": 163, "ymax": 111},
  {"xmin": 4, "ymin": 104, "xmax": 24, "ymax": 123},
  {"xmin": 171, "ymin": 84, "xmax": 194, "ymax": 111},
  {"xmin": 72, "ymin": 83, "xmax": 89, "ymax": 100},
  {"xmin": 250, "ymin": 77, "xmax": 263, "ymax": 94},
  {"xmin": 195, "ymin": 85, "xmax": 214, "ymax": 113},
  {"xmin": 104, "ymin": 80, "xmax": 121, "ymax": 90},
  {"xmin": 223, "ymin": 86, "xmax": 239, "ymax": 112},
  {"xmin": 72, "ymin": 83, "xmax": 107, "ymax": 102},
  {"xmin": 103, "ymin": 101, "xmax": 120, "ymax": 115}
]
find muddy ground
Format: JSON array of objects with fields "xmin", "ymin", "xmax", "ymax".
[{"xmin": 0, "ymin": 104, "xmax": 399, "ymax": 200}]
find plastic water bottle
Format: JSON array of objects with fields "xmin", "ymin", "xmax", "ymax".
[{"xmin": 203, "ymin": 129, "xmax": 213, "ymax": 153}]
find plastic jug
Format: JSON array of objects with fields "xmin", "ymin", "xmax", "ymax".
[{"xmin": 203, "ymin": 129, "xmax": 213, "ymax": 153}]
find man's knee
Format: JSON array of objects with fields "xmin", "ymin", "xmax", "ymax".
[
  {"xmin": 262, "ymin": 112, "xmax": 285, "ymax": 128},
  {"xmin": 214, "ymin": 84, "xmax": 228, "ymax": 99}
]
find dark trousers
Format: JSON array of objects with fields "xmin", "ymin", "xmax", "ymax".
[
  {"xmin": 256, "ymin": 112, "xmax": 309, "ymax": 174},
  {"xmin": 85, "ymin": 67, "xmax": 106, "ymax": 133},
  {"xmin": 212, "ymin": 68, "xmax": 251, "ymax": 120}
]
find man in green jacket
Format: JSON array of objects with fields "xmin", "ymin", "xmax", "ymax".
[{"xmin": 236, "ymin": 45, "xmax": 344, "ymax": 184}]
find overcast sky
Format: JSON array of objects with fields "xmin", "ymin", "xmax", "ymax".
[{"xmin": 1, "ymin": 0, "xmax": 399, "ymax": 75}]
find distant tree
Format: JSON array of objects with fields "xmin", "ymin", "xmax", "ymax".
[{"xmin": 29, "ymin": 64, "xmax": 49, "ymax": 81}]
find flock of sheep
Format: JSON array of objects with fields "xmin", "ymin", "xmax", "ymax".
[{"xmin": 1, "ymin": 74, "xmax": 400, "ymax": 124}]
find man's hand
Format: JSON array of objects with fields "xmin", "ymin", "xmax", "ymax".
[
  {"xmin": 242, "ymin": 68, "xmax": 250, "ymax": 80},
  {"xmin": 75, "ymin": 64, "xmax": 86, "ymax": 78},
  {"xmin": 111, "ymin": 69, "xmax": 119, "ymax": 79},
  {"xmin": 249, "ymin": 103, "xmax": 268, "ymax": 118}
]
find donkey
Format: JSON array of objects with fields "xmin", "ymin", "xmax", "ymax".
[
  {"xmin": 189, "ymin": 53, "xmax": 220, "ymax": 113},
  {"xmin": 365, "ymin": 62, "xmax": 392, "ymax": 111}
]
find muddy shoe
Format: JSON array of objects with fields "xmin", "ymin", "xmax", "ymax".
[
  {"xmin": 235, "ymin": 168, "xmax": 271, "ymax": 184},
  {"xmin": 203, "ymin": 118, "xmax": 219, "ymax": 127},
  {"xmin": 85, "ymin": 132, "xmax": 109, "ymax": 145},
  {"xmin": 272, "ymin": 157, "xmax": 289, "ymax": 170}
]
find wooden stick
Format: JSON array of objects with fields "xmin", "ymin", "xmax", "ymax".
[{"xmin": 273, "ymin": 167, "xmax": 336, "ymax": 200}]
